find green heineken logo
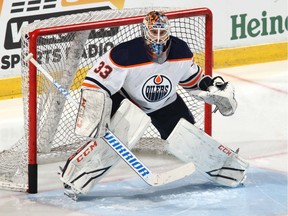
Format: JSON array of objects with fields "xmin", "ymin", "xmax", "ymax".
[{"xmin": 231, "ymin": 11, "xmax": 288, "ymax": 40}]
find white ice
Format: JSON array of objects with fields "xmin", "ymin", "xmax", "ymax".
[{"xmin": 0, "ymin": 61, "xmax": 287, "ymax": 216}]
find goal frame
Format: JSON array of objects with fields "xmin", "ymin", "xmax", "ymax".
[{"xmin": 26, "ymin": 7, "xmax": 213, "ymax": 193}]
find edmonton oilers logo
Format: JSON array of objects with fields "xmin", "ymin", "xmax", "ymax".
[{"xmin": 142, "ymin": 75, "xmax": 172, "ymax": 102}]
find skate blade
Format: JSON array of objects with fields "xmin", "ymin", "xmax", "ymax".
[{"xmin": 64, "ymin": 189, "xmax": 80, "ymax": 201}]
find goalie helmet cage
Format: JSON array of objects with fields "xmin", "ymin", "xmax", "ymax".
[{"xmin": 0, "ymin": 7, "xmax": 212, "ymax": 193}]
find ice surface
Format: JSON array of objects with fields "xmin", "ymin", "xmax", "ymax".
[{"xmin": 20, "ymin": 167, "xmax": 287, "ymax": 216}]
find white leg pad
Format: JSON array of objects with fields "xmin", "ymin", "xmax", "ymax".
[
  {"xmin": 167, "ymin": 118, "xmax": 249, "ymax": 187},
  {"xmin": 110, "ymin": 99, "xmax": 151, "ymax": 148},
  {"xmin": 60, "ymin": 138, "xmax": 117, "ymax": 194},
  {"xmin": 60, "ymin": 99, "xmax": 151, "ymax": 194}
]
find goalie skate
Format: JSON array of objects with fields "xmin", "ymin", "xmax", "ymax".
[
  {"xmin": 63, "ymin": 183, "xmax": 80, "ymax": 201},
  {"xmin": 59, "ymin": 166, "xmax": 81, "ymax": 201}
]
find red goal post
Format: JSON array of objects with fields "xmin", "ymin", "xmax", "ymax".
[{"xmin": 0, "ymin": 7, "xmax": 213, "ymax": 193}]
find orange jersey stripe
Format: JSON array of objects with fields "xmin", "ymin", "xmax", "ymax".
[
  {"xmin": 82, "ymin": 82, "xmax": 100, "ymax": 89},
  {"xmin": 166, "ymin": 57, "xmax": 192, "ymax": 63},
  {"xmin": 179, "ymin": 69, "xmax": 203, "ymax": 87}
]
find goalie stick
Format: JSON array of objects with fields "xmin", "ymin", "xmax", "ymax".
[{"xmin": 25, "ymin": 53, "xmax": 195, "ymax": 187}]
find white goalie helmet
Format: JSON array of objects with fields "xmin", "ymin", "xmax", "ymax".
[{"xmin": 142, "ymin": 11, "xmax": 171, "ymax": 64}]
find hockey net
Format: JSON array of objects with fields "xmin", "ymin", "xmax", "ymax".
[{"xmin": 0, "ymin": 7, "xmax": 212, "ymax": 193}]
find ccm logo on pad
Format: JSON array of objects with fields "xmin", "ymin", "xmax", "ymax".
[
  {"xmin": 76, "ymin": 141, "xmax": 97, "ymax": 162},
  {"xmin": 218, "ymin": 144, "xmax": 232, "ymax": 156}
]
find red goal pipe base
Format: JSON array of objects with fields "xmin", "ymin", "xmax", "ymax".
[{"xmin": 28, "ymin": 164, "xmax": 38, "ymax": 193}]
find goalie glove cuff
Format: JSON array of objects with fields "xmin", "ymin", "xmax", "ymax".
[
  {"xmin": 198, "ymin": 76, "xmax": 227, "ymax": 91},
  {"xmin": 198, "ymin": 75, "xmax": 213, "ymax": 91}
]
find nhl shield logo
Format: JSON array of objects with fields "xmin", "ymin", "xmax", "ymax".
[{"xmin": 142, "ymin": 75, "xmax": 172, "ymax": 102}]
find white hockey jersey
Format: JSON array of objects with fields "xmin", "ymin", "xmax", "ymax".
[{"xmin": 83, "ymin": 36, "xmax": 203, "ymax": 113}]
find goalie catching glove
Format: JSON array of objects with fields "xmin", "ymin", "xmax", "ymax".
[{"xmin": 189, "ymin": 76, "xmax": 237, "ymax": 116}]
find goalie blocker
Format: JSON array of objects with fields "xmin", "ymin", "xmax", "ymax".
[{"xmin": 191, "ymin": 75, "xmax": 238, "ymax": 116}]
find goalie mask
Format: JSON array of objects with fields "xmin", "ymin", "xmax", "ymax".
[{"xmin": 142, "ymin": 11, "xmax": 171, "ymax": 64}]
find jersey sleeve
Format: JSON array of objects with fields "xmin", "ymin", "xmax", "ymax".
[
  {"xmin": 82, "ymin": 49, "xmax": 128, "ymax": 96},
  {"xmin": 179, "ymin": 57, "xmax": 204, "ymax": 90}
]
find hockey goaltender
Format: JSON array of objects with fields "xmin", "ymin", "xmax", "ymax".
[{"xmin": 58, "ymin": 11, "xmax": 249, "ymax": 200}]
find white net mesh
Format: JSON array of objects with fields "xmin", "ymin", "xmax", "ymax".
[{"xmin": 0, "ymin": 7, "xmax": 211, "ymax": 192}]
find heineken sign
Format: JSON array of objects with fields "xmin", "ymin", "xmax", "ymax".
[{"xmin": 231, "ymin": 11, "xmax": 288, "ymax": 40}]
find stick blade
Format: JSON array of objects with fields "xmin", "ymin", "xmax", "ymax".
[{"xmin": 149, "ymin": 162, "xmax": 195, "ymax": 186}]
